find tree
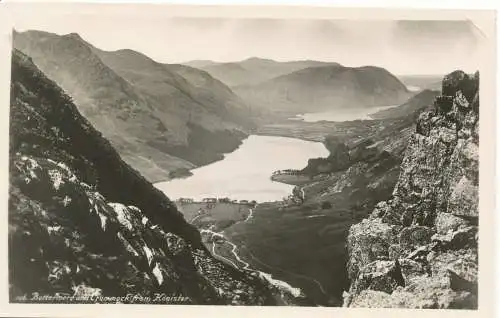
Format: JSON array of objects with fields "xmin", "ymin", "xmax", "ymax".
[{"xmin": 321, "ymin": 201, "xmax": 332, "ymax": 210}]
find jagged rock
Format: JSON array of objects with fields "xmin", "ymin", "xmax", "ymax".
[
  {"xmin": 349, "ymin": 260, "xmax": 405, "ymax": 297},
  {"xmin": 370, "ymin": 201, "xmax": 390, "ymax": 219},
  {"xmin": 388, "ymin": 244, "xmax": 404, "ymax": 259},
  {"xmin": 448, "ymin": 269, "xmax": 477, "ymax": 294},
  {"xmin": 346, "ymin": 218, "xmax": 399, "ymax": 280},
  {"xmin": 391, "ymin": 276, "xmax": 476, "ymax": 309},
  {"xmin": 398, "ymin": 226, "xmax": 435, "ymax": 249},
  {"xmin": 345, "ymin": 70, "xmax": 479, "ymax": 309},
  {"xmin": 448, "ymin": 176, "xmax": 478, "ymax": 218},
  {"xmin": 434, "ymin": 212, "xmax": 469, "ymax": 235},
  {"xmin": 348, "ymin": 276, "xmax": 476, "ymax": 309},
  {"xmin": 427, "ymin": 249, "xmax": 477, "ymax": 286},
  {"xmin": 432, "ymin": 226, "xmax": 477, "ymax": 250},
  {"xmin": 348, "ymin": 290, "xmax": 393, "ymax": 308},
  {"xmin": 398, "ymin": 259, "xmax": 427, "ymax": 283},
  {"xmin": 416, "ymin": 111, "xmax": 433, "ymax": 136}
]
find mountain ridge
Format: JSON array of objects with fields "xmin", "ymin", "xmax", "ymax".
[
  {"xmin": 234, "ymin": 64, "xmax": 411, "ymax": 114},
  {"xmin": 188, "ymin": 57, "xmax": 342, "ymax": 87},
  {"xmin": 13, "ymin": 29, "xmax": 252, "ymax": 182}
]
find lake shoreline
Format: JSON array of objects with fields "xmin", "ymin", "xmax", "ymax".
[{"xmin": 154, "ymin": 135, "xmax": 329, "ymax": 202}]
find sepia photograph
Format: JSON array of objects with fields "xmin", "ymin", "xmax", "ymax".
[{"xmin": 0, "ymin": 2, "xmax": 496, "ymax": 316}]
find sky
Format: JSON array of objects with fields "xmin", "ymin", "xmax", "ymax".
[{"xmin": 10, "ymin": 10, "xmax": 486, "ymax": 75}]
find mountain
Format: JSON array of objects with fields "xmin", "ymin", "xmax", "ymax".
[
  {"xmin": 184, "ymin": 60, "xmax": 217, "ymax": 68},
  {"xmin": 9, "ymin": 48, "xmax": 303, "ymax": 305},
  {"xmin": 13, "ymin": 30, "xmax": 252, "ymax": 182},
  {"xmin": 370, "ymin": 89, "xmax": 440, "ymax": 119},
  {"xmin": 187, "ymin": 57, "xmax": 341, "ymax": 87},
  {"xmin": 344, "ymin": 71, "xmax": 479, "ymax": 308},
  {"xmin": 233, "ymin": 65, "xmax": 411, "ymax": 114}
]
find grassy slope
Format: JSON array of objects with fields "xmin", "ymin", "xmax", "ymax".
[{"xmin": 13, "ymin": 30, "xmax": 252, "ymax": 182}]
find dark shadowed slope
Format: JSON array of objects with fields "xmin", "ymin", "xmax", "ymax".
[
  {"xmin": 188, "ymin": 57, "xmax": 341, "ymax": 87},
  {"xmin": 9, "ymin": 48, "xmax": 300, "ymax": 305},
  {"xmin": 234, "ymin": 65, "xmax": 411, "ymax": 114},
  {"xmin": 13, "ymin": 30, "xmax": 252, "ymax": 182}
]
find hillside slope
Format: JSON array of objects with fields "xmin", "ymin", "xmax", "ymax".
[
  {"xmin": 234, "ymin": 65, "xmax": 411, "ymax": 114},
  {"xmin": 370, "ymin": 89, "xmax": 440, "ymax": 119},
  {"xmin": 344, "ymin": 70, "xmax": 479, "ymax": 308},
  {"xmin": 8, "ymin": 49, "xmax": 300, "ymax": 305},
  {"xmin": 13, "ymin": 30, "xmax": 252, "ymax": 182}
]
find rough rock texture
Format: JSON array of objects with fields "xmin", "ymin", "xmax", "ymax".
[
  {"xmin": 8, "ymin": 49, "xmax": 294, "ymax": 305},
  {"xmin": 344, "ymin": 70, "xmax": 479, "ymax": 309}
]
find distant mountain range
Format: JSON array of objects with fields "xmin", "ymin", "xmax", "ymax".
[
  {"xmin": 185, "ymin": 57, "xmax": 341, "ymax": 87},
  {"xmin": 13, "ymin": 30, "xmax": 253, "ymax": 182},
  {"xmin": 233, "ymin": 65, "xmax": 412, "ymax": 114}
]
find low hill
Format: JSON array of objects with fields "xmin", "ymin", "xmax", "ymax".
[{"xmin": 234, "ymin": 65, "xmax": 411, "ymax": 114}]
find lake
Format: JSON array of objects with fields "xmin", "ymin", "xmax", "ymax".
[
  {"xmin": 290, "ymin": 104, "xmax": 400, "ymax": 122},
  {"xmin": 155, "ymin": 135, "xmax": 329, "ymax": 202}
]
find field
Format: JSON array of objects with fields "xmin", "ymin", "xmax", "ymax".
[{"xmin": 176, "ymin": 202, "xmax": 252, "ymax": 231}]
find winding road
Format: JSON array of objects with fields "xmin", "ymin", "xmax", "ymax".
[{"xmin": 196, "ymin": 206, "xmax": 328, "ymax": 299}]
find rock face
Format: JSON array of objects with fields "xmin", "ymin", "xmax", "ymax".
[
  {"xmin": 344, "ymin": 70, "xmax": 479, "ymax": 309},
  {"xmin": 8, "ymin": 49, "xmax": 294, "ymax": 305}
]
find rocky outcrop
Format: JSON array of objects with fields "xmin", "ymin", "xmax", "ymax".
[
  {"xmin": 8, "ymin": 49, "xmax": 293, "ymax": 305},
  {"xmin": 344, "ymin": 70, "xmax": 479, "ymax": 309}
]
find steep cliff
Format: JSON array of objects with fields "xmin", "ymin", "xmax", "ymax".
[
  {"xmin": 344, "ymin": 70, "xmax": 479, "ymax": 308},
  {"xmin": 8, "ymin": 49, "xmax": 295, "ymax": 305}
]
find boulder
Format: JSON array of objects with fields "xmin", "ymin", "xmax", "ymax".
[
  {"xmin": 349, "ymin": 260, "xmax": 405, "ymax": 296},
  {"xmin": 447, "ymin": 176, "xmax": 478, "ymax": 218},
  {"xmin": 399, "ymin": 226, "xmax": 435, "ymax": 249},
  {"xmin": 434, "ymin": 212, "xmax": 469, "ymax": 235},
  {"xmin": 348, "ymin": 290, "xmax": 393, "ymax": 308},
  {"xmin": 432, "ymin": 226, "xmax": 477, "ymax": 250},
  {"xmin": 346, "ymin": 218, "xmax": 399, "ymax": 279},
  {"xmin": 390, "ymin": 276, "xmax": 477, "ymax": 309},
  {"xmin": 388, "ymin": 244, "xmax": 405, "ymax": 259},
  {"xmin": 398, "ymin": 258, "xmax": 427, "ymax": 283}
]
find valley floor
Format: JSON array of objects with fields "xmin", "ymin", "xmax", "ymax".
[{"xmin": 168, "ymin": 113, "xmax": 418, "ymax": 306}]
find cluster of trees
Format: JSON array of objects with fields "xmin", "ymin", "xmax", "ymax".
[{"xmin": 272, "ymin": 169, "xmax": 302, "ymax": 176}]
